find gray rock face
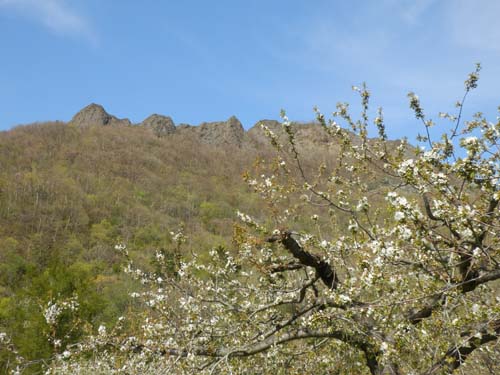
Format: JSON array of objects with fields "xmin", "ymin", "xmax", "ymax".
[
  {"xmin": 177, "ymin": 116, "xmax": 245, "ymax": 146},
  {"xmin": 141, "ymin": 114, "xmax": 175, "ymax": 137},
  {"xmin": 248, "ymin": 119, "xmax": 334, "ymax": 147},
  {"xmin": 69, "ymin": 103, "xmax": 131, "ymax": 127},
  {"xmin": 199, "ymin": 116, "xmax": 245, "ymax": 146}
]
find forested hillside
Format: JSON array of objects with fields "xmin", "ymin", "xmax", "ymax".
[{"xmin": 0, "ymin": 105, "xmax": 355, "ymax": 370}]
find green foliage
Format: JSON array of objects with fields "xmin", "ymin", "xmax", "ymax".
[{"xmin": 0, "ymin": 122, "xmax": 270, "ymax": 369}]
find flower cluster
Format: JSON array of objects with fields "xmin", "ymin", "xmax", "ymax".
[{"xmin": 44, "ymin": 297, "xmax": 79, "ymax": 326}]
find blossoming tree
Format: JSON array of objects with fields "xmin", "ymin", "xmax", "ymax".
[{"xmin": 36, "ymin": 65, "xmax": 500, "ymax": 374}]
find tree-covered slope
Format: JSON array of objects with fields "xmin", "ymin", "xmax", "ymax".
[{"xmin": 0, "ymin": 106, "xmax": 355, "ymax": 370}]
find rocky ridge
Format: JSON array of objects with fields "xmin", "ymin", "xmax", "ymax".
[{"xmin": 67, "ymin": 103, "xmax": 337, "ymax": 148}]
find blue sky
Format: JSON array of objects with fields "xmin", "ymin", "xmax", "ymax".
[{"xmin": 0, "ymin": 0, "xmax": 499, "ymax": 140}]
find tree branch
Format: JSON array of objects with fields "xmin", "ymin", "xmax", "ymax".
[
  {"xmin": 268, "ymin": 262, "xmax": 304, "ymax": 273},
  {"xmin": 424, "ymin": 319, "xmax": 500, "ymax": 375},
  {"xmin": 267, "ymin": 231, "xmax": 339, "ymax": 289},
  {"xmin": 406, "ymin": 269, "xmax": 500, "ymax": 324},
  {"xmin": 406, "ymin": 293, "xmax": 444, "ymax": 325},
  {"xmin": 422, "ymin": 193, "xmax": 461, "ymax": 239},
  {"xmin": 160, "ymin": 327, "xmax": 381, "ymax": 375}
]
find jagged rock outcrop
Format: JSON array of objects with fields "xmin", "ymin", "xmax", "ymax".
[
  {"xmin": 177, "ymin": 116, "xmax": 245, "ymax": 147},
  {"xmin": 141, "ymin": 114, "xmax": 175, "ymax": 137},
  {"xmin": 247, "ymin": 119, "xmax": 282, "ymax": 146},
  {"xmin": 69, "ymin": 103, "xmax": 131, "ymax": 127},
  {"xmin": 252, "ymin": 119, "xmax": 282, "ymax": 130},
  {"xmin": 248, "ymin": 120, "xmax": 332, "ymax": 147},
  {"xmin": 67, "ymin": 105, "xmax": 337, "ymax": 150}
]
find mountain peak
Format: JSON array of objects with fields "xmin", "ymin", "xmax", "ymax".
[
  {"xmin": 69, "ymin": 103, "xmax": 131, "ymax": 127},
  {"xmin": 196, "ymin": 116, "xmax": 245, "ymax": 146},
  {"xmin": 141, "ymin": 114, "xmax": 176, "ymax": 137}
]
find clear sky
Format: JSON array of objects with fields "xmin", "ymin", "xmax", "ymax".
[{"xmin": 0, "ymin": 0, "xmax": 499, "ymax": 140}]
